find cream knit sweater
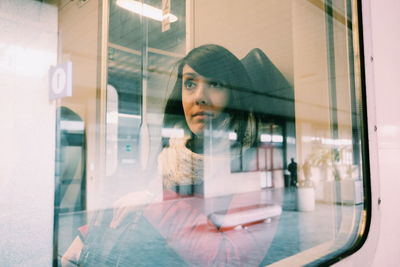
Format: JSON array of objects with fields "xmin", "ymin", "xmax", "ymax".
[{"xmin": 158, "ymin": 137, "xmax": 204, "ymax": 189}]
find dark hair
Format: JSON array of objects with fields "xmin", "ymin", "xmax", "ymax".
[{"xmin": 163, "ymin": 44, "xmax": 256, "ymax": 146}]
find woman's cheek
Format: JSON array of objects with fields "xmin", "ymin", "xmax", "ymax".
[{"xmin": 212, "ymin": 90, "xmax": 229, "ymax": 115}]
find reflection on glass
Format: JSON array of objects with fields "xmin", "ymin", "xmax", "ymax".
[
  {"xmin": 56, "ymin": 0, "xmax": 366, "ymax": 266},
  {"xmin": 57, "ymin": 107, "xmax": 86, "ymax": 212},
  {"xmin": 54, "ymin": 107, "xmax": 86, "ymax": 265}
]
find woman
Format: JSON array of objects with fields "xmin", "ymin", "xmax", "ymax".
[
  {"xmin": 62, "ymin": 44, "xmax": 275, "ymax": 267},
  {"xmin": 159, "ymin": 43, "xmax": 257, "ymax": 196}
]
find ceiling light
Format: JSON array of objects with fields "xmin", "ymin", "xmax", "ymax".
[{"xmin": 116, "ymin": 0, "xmax": 178, "ymax": 23}]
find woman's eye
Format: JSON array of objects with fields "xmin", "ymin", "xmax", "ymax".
[
  {"xmin": 209, "ymin": 81, "xmax": 223, "ymax": 88},
  {"xmin": 184, "ymin": 80, "xmax": 196, "ymax": 89}
]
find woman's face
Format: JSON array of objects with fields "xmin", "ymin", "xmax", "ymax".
[{"xmin": 181, "ymin": 64, "xmax": 230, "ymax": 136}]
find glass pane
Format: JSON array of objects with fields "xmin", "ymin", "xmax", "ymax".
[{"xmin": 56, "ymin": 0, "xmax": 367, "ymax": 266}]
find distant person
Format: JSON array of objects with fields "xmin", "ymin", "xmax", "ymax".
[{"xmin": 287, "ymin": 158, "xmax": 298, "ymax": 187}]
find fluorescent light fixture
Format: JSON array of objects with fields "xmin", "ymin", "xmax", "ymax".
[{"xmin": 117, "ymin": 0, "xmax": 178, "ymax": 23}]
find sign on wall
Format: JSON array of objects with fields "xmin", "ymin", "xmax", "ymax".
[{"xmin": 49, "ymin": 61, "xmax": 72, "ymax": 100}]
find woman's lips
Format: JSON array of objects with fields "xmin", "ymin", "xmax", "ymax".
[{"xmin": 192, "ymin": 112, "xmax": 213, "ymax": 120}]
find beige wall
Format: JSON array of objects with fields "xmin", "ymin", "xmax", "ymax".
[
  {"xmin": 193, "ymin": 0, "xmax": 294, "ymax": 84},
  {"xmin": 292, "ymin": 1, "xmax": 355, "ymax": 183},
  {"xmin": 292, "ymin": 0, "xmax": 331, "ymax": 168}
]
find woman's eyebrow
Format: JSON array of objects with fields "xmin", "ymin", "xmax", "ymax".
[{"xmin": 182, "ymin": 72, "xmax": 198, "ymax": 78}]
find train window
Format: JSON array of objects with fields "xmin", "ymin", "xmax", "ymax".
[{"xmin": 54, "ymin": 0, "xmax": 368, "ymax": 266}]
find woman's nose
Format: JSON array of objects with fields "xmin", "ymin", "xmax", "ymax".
[{"xmin": 194, "ymin": 82, "xmax": 209, "ymax": 105}]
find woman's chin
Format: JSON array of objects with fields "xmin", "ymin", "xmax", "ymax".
[{"xmin": 189, "ymin": 123, "xmax": 207, "ymax": 137}]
